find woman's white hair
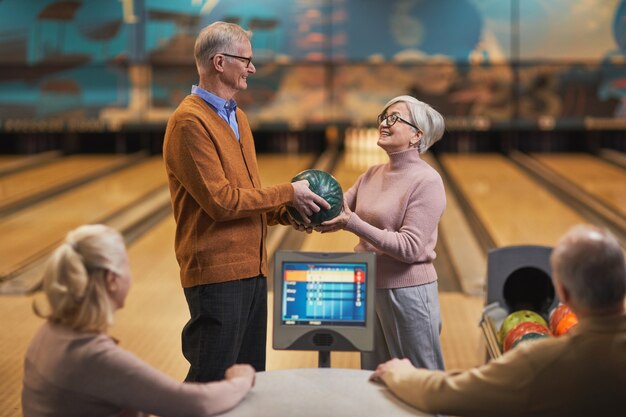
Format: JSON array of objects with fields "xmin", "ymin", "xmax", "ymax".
[
  {"xmin": 383, "ymin": 95, "xmax": 445, "ymax": 153},
  {"xmin": 34, "ymin": 224, "xmax": 127, "ymax": 332}
]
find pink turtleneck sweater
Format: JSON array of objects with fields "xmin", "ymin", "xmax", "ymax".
[{"xmin": 344, "ymin": 148, "xmax": 446, "ymax": 289}]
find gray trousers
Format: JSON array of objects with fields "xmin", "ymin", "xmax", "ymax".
[{"xmin": 361, "ymin": 281, "xmax": 445, "ymax": 371}]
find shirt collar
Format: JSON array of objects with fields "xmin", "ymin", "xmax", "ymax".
[{"xmin": 191, "ymin": 85, "xmax": 237, "ymax": 113}]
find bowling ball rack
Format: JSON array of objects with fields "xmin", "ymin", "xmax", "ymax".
[{"xmin": 480, "ymin": 302, "xmax": 507, "ymax": 360}]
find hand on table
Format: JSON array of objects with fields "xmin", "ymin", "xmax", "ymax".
[
  {"xmin": 225, "ymin": 364, "xmax": 256, "ymax": 388},
  {"xmin": 369, "ymin": 358, "xmax": 414, "ymax": 383}
]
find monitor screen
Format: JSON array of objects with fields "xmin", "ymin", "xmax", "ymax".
[
  {"xmin": 281, "ymin": 261, "xmax": 367, "ymax": 327},
  {"xmin": 273, "ymin": 251, "xmax": 376, "ymax": 352}
]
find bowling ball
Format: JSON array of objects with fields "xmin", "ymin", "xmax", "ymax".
[
  {"xmin": 511, "ymin": 332, "xmax": 550, "ymax": 350},
  {"xmin": 499, "ymin": 310, "xmax": 548, "ymax": 347},
  {"xmin": 503, "ymin": 321, "xmax": 552, "ymax": 353},
  {"xmin": 286, "ymin": 169, "xmax": 343, "ymax": 226},
  {"xmin": 549, "ymin": 304, "xmax": 569, "ymax": 331},
  {"xmin": 549, "ymin": 304, "xmax": 578, "ymax": 336},
  {"xmin": 554, "ymin": 312, "xmax": 578, "ymax": 336}
]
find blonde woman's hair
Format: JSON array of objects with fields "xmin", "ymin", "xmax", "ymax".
[
  {"xmin": 383, "ymin": 95, "xmax": 445, "ymax": 153},
  {"xmin": 34, "ymin": 224, "xmax": 127, "ymax": 332}
]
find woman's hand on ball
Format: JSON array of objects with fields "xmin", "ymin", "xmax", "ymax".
[{"xmin": 315, "ymin": 200, "xmax": 351, "ymax": 233}]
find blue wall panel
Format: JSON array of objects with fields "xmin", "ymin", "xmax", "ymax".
[{"xmin": 0, "ymin": 0, "xmax": 623, "ymax": 132}]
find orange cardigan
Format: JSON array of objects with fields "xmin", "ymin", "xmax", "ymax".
[{"xmin": 163, "ymin": 95, "xmax": 293, "ymax": 288}]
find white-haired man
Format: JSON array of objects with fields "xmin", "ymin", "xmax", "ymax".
[{"xmin": 163, "ymin": 21, "xmax": 328, "ymax": 382}]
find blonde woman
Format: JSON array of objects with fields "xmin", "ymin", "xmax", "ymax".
[{"xmin": 22, "ymin": 224, "xmax": 255, "ymax": 417}]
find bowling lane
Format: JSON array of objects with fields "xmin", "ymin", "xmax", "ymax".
[
  {"xmin": 531, "ymin": 153, "xmax": 626, "ymax": 218},
  {"xmin": 0, "ymin": 217, "xmax": 186, "ymax": 417},
  {"xmin": 0, "ymin": 291, "xmax": 41, "ymax": 417},
  {"xmin": 291, "ymin": 150, "xmax": 485, "ymax": 370},
  {"xmin": 257, "ymin": 153, "xmax": 316, "ymax": 185},
  {"xmin": 0, "ymin": 153, "xmax": 318, "ymax": 414},
  {"xmin": 0, "ymin": 155, "xmax": 19, "ymax": 168},
  {"xmin": 256, "ymin": 153, "xmax": 339, "ymax": 369},
  {"xmin": 113, "ymin": 153, "xmax": 315, "ymax": 375},
  {"xmin": 599, "ymin": 148, "xmax": 626, "ymax": 168},
  {"xmin": 117, "ymin": 149, "xmax": 313, "ymax": 375},
  {"xmin": 276, "ymin": 153, "xmax": 364, "ymax": 369},
  {"xmin": 0, "ymin": 158, "xmax": 167, "ymax": 278},
  {"xmin": 342, "ymin": 127, "xmax": 484, "ymax": 293},
  {"xmin": 423, "ymin": 153, "xmax": 486, "ymax": 296},
  {"xmin": 114, "ymin": 217, "xmax": 188, "ymax": 379},
  {"xmin": 0, "ymin": 154, "xmax": 138, "ymax": 212},
  {"xmin": 439, "ymin": 153, "xmax": 587, "ymax": 247},
  {"xmin": 0, "ymin": 151, "xmax": 61, "ymax": 176}
]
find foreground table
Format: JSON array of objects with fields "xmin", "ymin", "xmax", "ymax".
[{"xmin": 222, "ymin": 368, "xmax": 433, "ymax": 417}]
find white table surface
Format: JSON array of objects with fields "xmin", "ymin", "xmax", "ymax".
[{"xmin": 221, "ymin": 368, "xmax": 433, "ymax": 417}]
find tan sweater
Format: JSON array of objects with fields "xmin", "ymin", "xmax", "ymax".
[
  {"xmin": 163, "ymin": 95, "xmax": 293, "ymax": 288},
  {"xmin": 382, "ymin": 313, "xmax": 626, "ymax": 417}
]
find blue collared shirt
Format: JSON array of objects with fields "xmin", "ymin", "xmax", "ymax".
[{"xmin": 191, "ymin": 85, "xmax": 240, "ymax": 140}]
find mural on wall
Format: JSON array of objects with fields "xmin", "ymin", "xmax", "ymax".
[{"xmin": 0, "ymin": 0, "xmax": 623, "ymax": 132}]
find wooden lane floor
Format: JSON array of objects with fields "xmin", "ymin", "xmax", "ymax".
[
  {"xmin": 0, "ymin": 157, "xmax": 167, "ymax": 279},
  {"xmin": 0, "ymin": 154, "xmax": 141, "ymax": 214},
  {"xmin": 0, "ymin": 151, "xmax": 61, "ymax": 176},
  {"xmin": 0, "ymin": 218, "xmax": 185, "ymax": 417},
  {"xmin": 439, "ymin": 153, "xmax": 587, "ymax": 247},
  {"xmin": 257, "ymin": 153, "xmax": 316, "ymax": 185},
  {"xmin": 114, "ymin": 153, "xmax": 315, "ymax": 377},
  {"xmin": 0, "ymin": 291, "xmax": 43, "ymax": 416},
  {"xmin": 330, "ymin": 147, "xmax": 486, "ymax": 295},
  {"xmin": 0, "ymin": 155, "xmax": 18, "ymax": 166},
  {"xmin": 531, "ymin": 153, "xmax": 626, "ymax": 218},
  {"xmin": 0, "ymin": 153, "xmax": 314, "ymax": 415},
  {"xmin": 265, "ymin": 153, "xmax": 365, "ymax": 370}
]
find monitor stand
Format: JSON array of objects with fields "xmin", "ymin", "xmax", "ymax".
[{"xmin": 318, "ymin": 351, "xmax": 331, "ymax": 368}]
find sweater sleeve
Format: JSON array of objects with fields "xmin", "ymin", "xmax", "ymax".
[
  {"xmin": 266, "ymin": 205, "xmax": 291, "ymax": 226},
  {"xmin": 345, "ymin": 173, "xmax": 445, "ymax": 264},
  {"xmin": 343, "ymin": 174, "xmax": 363, "ymax": 211},
  {"xmin": 381, "ymin": 348, "xmax": 535, "ymax": 417},
  {"xmin": 80, "ymin": 338, "xmax": 252, "ymax": 417},
  {"xmin": 164, "ymin": 119, "xmax": 294, "ymax": 222}
]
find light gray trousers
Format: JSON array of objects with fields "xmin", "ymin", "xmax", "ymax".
[{"xmin": 361, "ymin": 281, "xmax": 445, "ymax": 371}]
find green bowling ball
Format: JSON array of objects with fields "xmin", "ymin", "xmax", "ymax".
[{"xmin": 287, "ymin": 169, "xmax": 343, "ymax": 226}]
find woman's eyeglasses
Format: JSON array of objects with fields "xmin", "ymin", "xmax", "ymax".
[{"xmin": 377, "ymin": 113, "xmax": 420, "ymax": 131}]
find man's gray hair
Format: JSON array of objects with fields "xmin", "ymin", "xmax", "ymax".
[
  {"xmin": 551, "ymin": 225, "xmax": 626, "ymax": 311},
  {"xmin": 382, "ymin": 95, "xmax": 445, "ymax": 153},
  {"xmin": 194, "ymin": 21, "xmax": 252, "ymax": 73}
]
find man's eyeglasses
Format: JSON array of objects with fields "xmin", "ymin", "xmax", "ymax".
[
  {"xmin": 377, "ymin": 113, "xmax": 420, "ymax": 131},
  {"xmin": 216, "ymin": 52, "xmax": 253, "ymax": 68}
]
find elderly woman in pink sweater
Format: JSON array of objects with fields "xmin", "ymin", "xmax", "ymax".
[
  {"xmin": 317, "ymin": 95, "xmax": 446, "ymax": 371},
  {"xmin": 22, "ymin": 224, "xmax": 254, "ymax": 417}
]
